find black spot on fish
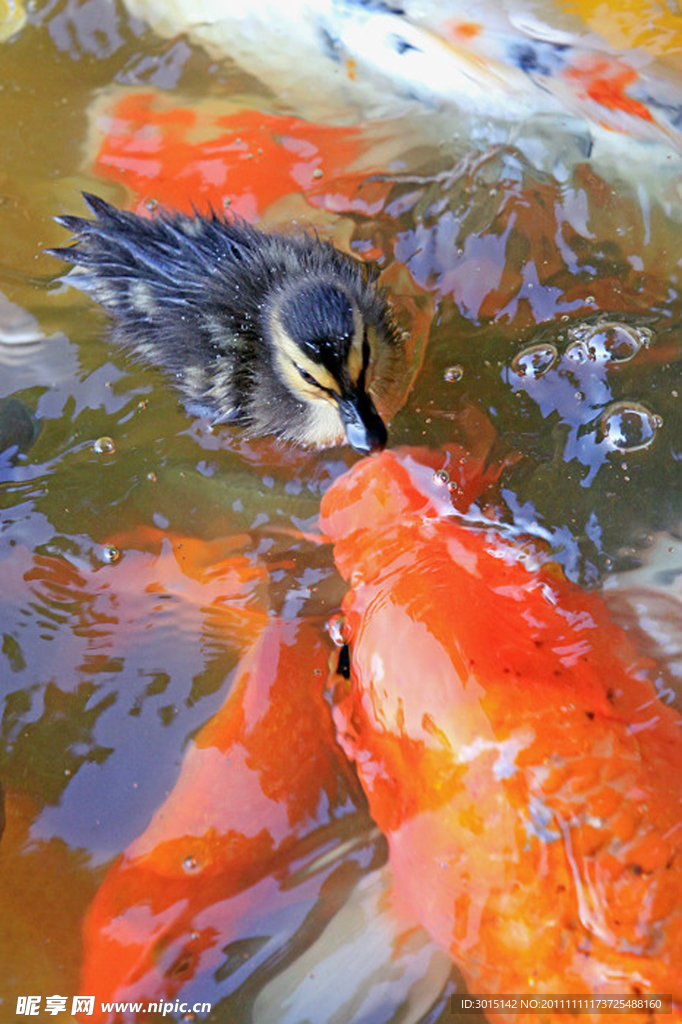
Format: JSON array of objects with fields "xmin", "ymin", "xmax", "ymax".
[
  {"xmin": 646, "ymin": 93, "xmax": 682, "ymax": 129},
  {"xmin": 392, "ymin": 34, "xmax": 420, "ymax": 55},
  {"xmin": 318, "ymin": 24, "xmax": 342, "ymax": 62},
  {"xmin": 337, "ymin": 644, "xmax": 351, "ymax": 679},
  {"xmin": 511, "ymin": 40, "xmax": 568, "ymax": 78},
  {"xmin": 344, "ymin": 0, "xmax": 406, "ymax": 14}
]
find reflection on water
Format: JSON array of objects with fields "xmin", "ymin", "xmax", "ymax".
[{"xmin": 0, "ymin": 0, "xmax": 680, "ymax": 1021}]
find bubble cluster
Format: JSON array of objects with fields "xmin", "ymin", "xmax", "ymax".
[{"xmin": 567, "ymin": 322, "xmax": 651, "ymax": 365}]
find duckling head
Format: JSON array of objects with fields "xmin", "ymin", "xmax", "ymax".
[{"xmin": 265, "ymin": 275, "xmax": 389, "ymax": 454}]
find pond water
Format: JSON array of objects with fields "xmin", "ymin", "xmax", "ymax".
[{"xmin": 0, "ymin": 1, "xmax": 681, "ymax": 1022}]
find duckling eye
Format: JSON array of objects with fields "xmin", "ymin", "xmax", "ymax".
[{"xmin": 295, "ymin": 363, "xmax": 322, "ymax": 389}]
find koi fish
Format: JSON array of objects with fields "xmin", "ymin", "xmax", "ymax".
[
  {"xmin": 76, "ymin": 443, "xmax": 504, "ymax": 1021},
  {"xmin": 105, "ymin": 526, "xmax": 270, "ymax": 646},
  {"xmin": 87, "ymin": 91, "xmax": 380, "ymax": 220},
  {"xmin": 320, "ymin": 449, "xmax": 682, "ymax": 1019},
  {"xmin": 0, "ymin": 529, "xmax": 267, "ymax": 697},
  {"xmin": 119, "ymin": 0, "xmax": 682, "ymax": 164},
  {"xmin": 78, "ymin": 617, "xmax": 367, "ymax": 1020},
  {"xmin": 0, "ymin": 522, "xmax": 272, "ymax": 894}
]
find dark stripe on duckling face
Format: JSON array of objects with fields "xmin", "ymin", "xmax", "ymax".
[
  {"xmin": 277, "ymin": 278, "xmax": 356, "ymax": 367},
  {"xmin": 272, "ymin": 278, "xmax": 387, "ymax": 453}
]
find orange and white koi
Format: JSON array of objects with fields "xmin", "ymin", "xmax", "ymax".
[{"xmin": 321, "ymin": 448, "xmax": 682, "ymax": 1020}]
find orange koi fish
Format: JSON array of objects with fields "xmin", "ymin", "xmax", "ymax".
[
  {"xmin": 88, "ymin": 91, "xmax": 387, "ymax": 220},
  {"xmin": 79, "ymin": 617, "xmax": 365, "ymax": 1020},
  {"xmin": 76, "ymin": 442, "xmax": 502, "ymax": 1021},
  {"xmin": 104, "ymin": 526, "xmax": 271, "ymax": 650},
  {"xmin": 0, "ymin": 527, "xmax": 268, "ymax": 694},
  {"xmin": 320, "ymin": 449, "xmax": 682, "ymax": 1020}
]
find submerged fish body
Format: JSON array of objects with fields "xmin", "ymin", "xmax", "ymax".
[
  {"xmin": 320, "ymin": 450, "xmax": 682, "ymax": 1017},
  {"xmin": 0, "ymin": 396, "xmax": 40, "ymax": 459},
  {"xmin": 122, "ymin": 0, "xmax": 682, "ymax": 176},
  {"xmin": 75, "ymin": 445, "xmax": 503, "ymax": 1021},
  {"xmin": 79, "ymin": 617, "xmax": 365, "ymax": 1019}
]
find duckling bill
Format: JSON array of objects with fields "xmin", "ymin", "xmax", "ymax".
[{"xmin": 49, "ymin": 194, "xmax": 404, "ymax": 453}]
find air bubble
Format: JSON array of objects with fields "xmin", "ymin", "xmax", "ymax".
[
  {"xmin": 598, "ymin": 402, "xmax": 660, "ymax": 452},
  {"xmin": 328, "ymin": 614, "xmax": 350, "ymax": 647},
  {"xmin": 93, "ymin": 436, "xmax": 115, "ymax": 454},
  {"xmin": 581, "ymin": 323, "xmax": 650, "ymax": 363},
  {"xmin": 566, "ymin": 342, "xmax": 587, "ymax": 363},
  {"xmin": 101, "ymin": 544, "xmax": 121, "ymax": 564},
  {"xmin": 444, "ymin": 365, "xmax": 463, "ymax": 383},
  {"xmin": 183, "ymin": 855, "xmax": 200, "ymax": 873},
  {"xmin": 511, "ymin": 343, "xmax": 558, "ymax": 379}
]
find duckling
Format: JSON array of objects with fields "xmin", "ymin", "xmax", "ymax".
[{"xmin": 48, "ymin": 194, "xmax": 404, "ymax": 453}]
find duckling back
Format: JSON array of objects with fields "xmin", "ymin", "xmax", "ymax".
[{"xmin": 50, "ymin": 194, "xmax": 269, "ymax": 419}]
